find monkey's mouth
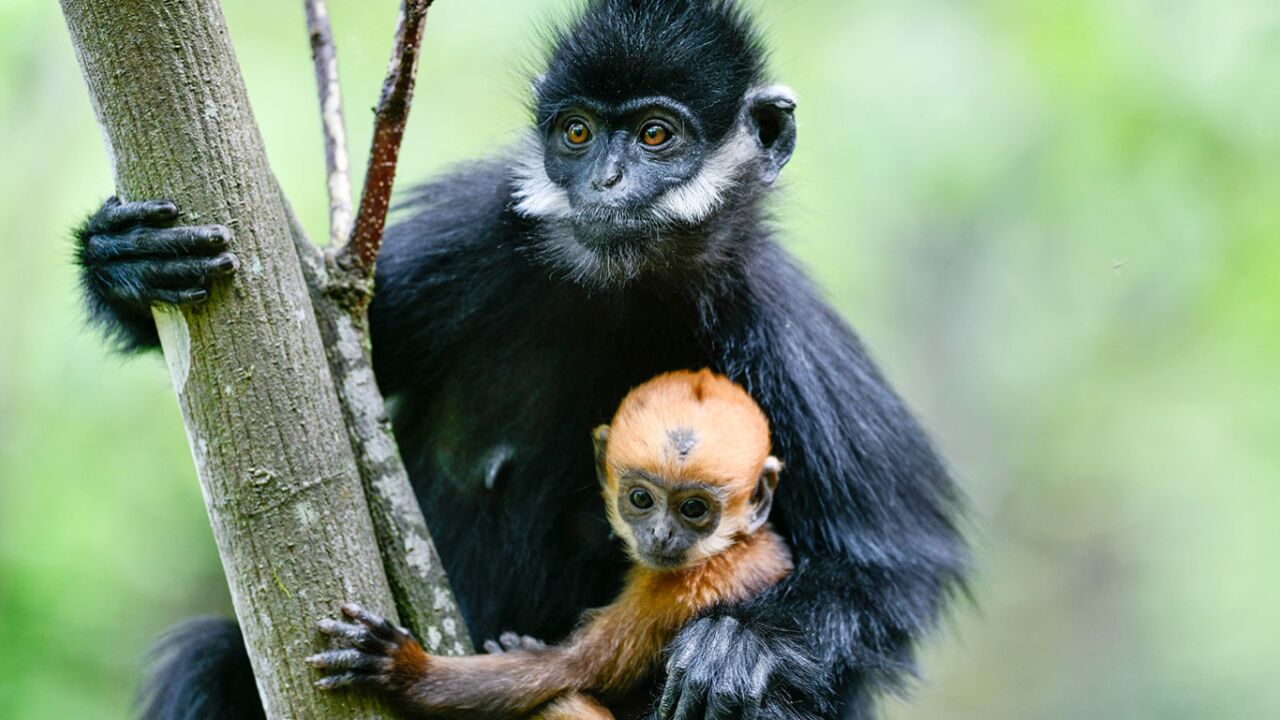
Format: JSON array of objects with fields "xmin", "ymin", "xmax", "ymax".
[
  {"xmin": 569, "ymin": 204, "xmax": 659, "ymax": 236},
  {"xmin": 639, "ymin": 551, "xmax": 687, "ymax": 570}
]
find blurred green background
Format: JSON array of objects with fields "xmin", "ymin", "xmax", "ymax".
[{"xmin": 2, "ymin": 0, "xmax": 1278, "ymax": 717}]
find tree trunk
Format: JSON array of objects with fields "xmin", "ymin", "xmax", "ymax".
[{"xmin": 61, "ymin": 1, "xmax": 399, "ymax": 716}]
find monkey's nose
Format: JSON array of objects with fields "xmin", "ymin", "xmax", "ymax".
[{"xmin": 592, "ymin": 170, "xmax": 623, "ymax": 191}]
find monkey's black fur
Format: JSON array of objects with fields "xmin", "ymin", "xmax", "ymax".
[
  {"xmin": 136, "ymin": 618, "xmax": 264, "ymax": 720},
  {"xmin": 75, "ymin": 2, "xmax": 965, "ymax": 718}
]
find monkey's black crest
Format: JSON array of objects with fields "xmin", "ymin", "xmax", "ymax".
[{"xmin": 537, "ymin": 0, "xmax": 767, "ymax": 141}]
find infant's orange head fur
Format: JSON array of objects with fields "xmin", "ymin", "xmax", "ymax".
[
  {"xmin": 605, "ymin": 369, "xmax": 771, "ymax": 497},
  {"xmin": 594, "ymin": 370, "xmax": 782, "ymax": 568}
]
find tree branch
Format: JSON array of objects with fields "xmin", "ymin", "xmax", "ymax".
[
  {"xmin": 281, "ymin": 186, "xmax": 471, "ymax": 653},
  {"xmin": 295, "ymin": 0, "xmax": 469, "ymax": 650},
  {"xmin": 341, "ymin": 0, "xmax": 433, "ymax": 274},
  {"xmin": 304, "ymin": 0, "xmax": 354, "ymax": 247}
]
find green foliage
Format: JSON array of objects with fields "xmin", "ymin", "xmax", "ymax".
[{"xmin": 1, "ymin": 0, "xmax": 1277, "ymax": 717}]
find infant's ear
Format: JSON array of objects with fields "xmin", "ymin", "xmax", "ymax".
[
  {"xmin": 592, "ymin": 425, "xmax": 610, "ymax": 488},
  {"xmin": 762, "ymin": 456, "xmax": 783, "ymax": 490},
  {"xmin": 747, "ymin": 456, "xmax": 783, "ymax": 533}
]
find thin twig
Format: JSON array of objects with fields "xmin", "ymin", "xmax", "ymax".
[
  {"xmin": 304, "ymin": 0, "xmax": 354, "ymax": 247},
  {"xmin": 342, "ymin": 0, "xmax": 434, "ymax": 274}
]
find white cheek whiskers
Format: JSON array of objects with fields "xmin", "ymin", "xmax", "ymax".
[
  {"xmin": 511, "ymin": 131, "xmax": 573, "ymax": 221},
  {"xmin": 649, "ymin": 128, "xmax": 756, "ymax": 225}
]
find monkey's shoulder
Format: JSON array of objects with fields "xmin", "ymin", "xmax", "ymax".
[{"xmin": 381, "ymin": 157, "xmax": 528, "ymax": 268}]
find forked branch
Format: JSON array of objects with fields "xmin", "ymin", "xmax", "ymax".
[{"xmin": 297, "ymin": 0, "xmax": 468, "ymax": 651}]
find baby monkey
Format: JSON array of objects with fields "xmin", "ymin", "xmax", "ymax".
[{"xmin": 309, "ymin": 369, "xmax": 792, "ymax": 719}]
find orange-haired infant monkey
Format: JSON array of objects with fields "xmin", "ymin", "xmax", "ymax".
[{"xmin": 309, "ymin": 369, "xmax": 792, "ymax": 719}]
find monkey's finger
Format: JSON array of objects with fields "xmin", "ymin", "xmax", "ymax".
[
  {"xmin": 147, "ymin": 288, "xmax": 211, "ymax": 306},
  {"xmin": 94, "ymin": 256, "xmax": 232, "ymax": 310},
  {"xmin": 498, "ymin": 631, "xmax": 544, "ymax": 652},
  {"xmin": 124, "ymin": 224, "xmax": 234, "ymax": 260},
  {"xmin": 317, "ymin": 619, "xmax": 391, "ymax": 653},
  {"xmin": 658, "ymin": 666, "xmax": 686, "ymax": 720},
  {"xmin": 84, "ymin": 225, "xmax": 233, "ymax": 265},
  {"xmin": 660, "ymin": 630, "xmax": 709, "ymax": 719},
  {"xmin": 669, "ymin": 678, "xmax": 707, "ymax": 720},
  {"xmin": 315, "ymin": 672, "xmax": 378, "ymax": 691},
  {"xmin": 317, "ymin": 618, "xmax": 364, "ymax": 641},
  {"xmin": 94, "ymin": 198, "xmax": 180, "ymax": 233},
  {"xmin": 306, "ymin": 649, "xmax": 389, "ymax": 673},
  {"xmin": 139, "ymin": 254, "xmax": 239, "ymax": 288},
  {"xmin": 499, "ymin": 632, "xmax": 521, "ymax": 652},
  {"xmin": 342, "ymin": 603, "xmax": 403, "ymax": 642},
  {"xmin": 739, "ymin": 657, "xmax": 773, "ymax": 720},
  {"xmin": 483, "ymin": 639, "xmax": 504, "ymax": 654}
]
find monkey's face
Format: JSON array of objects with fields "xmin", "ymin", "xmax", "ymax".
[
  {"xmin": 541, "ymin": 100, "xmax": 712, "ymax": 236},
  {"xmin": 611, "ymin": 471, "xmax": 728, "ymax": 569},
  {"xmin": 594, "ymin": 370, "xmax": 783, "ymax": 570},
  {"xmin": 511, "ymin": 88, "xmax": 795, "ymax": 289},
  {"xmin": 605, "ymin": 456, "xmax": 782, "ymax": 571}
]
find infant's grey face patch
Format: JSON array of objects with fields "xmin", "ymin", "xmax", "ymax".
[{"xmin": 667, "ymin": 427, "xmax": 698, "ymax": 463}]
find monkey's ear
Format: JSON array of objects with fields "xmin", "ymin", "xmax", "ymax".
[
  {"xmin": 747, "ymin": 456, "xmax": 783, "ymax": 533},
  {"xmin": 592, "ymin": 425, "xmax": 611, "ymax": 489},
  {"xmin": 746, "ymin": 86, "xmax": 798, "ymax": 185}
]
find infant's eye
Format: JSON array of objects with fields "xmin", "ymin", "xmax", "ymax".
[
  {"xmin": 679, "ymin": 498, "xmax": 708, "ymax": 520},
  {"xmin": 629, "ymin": 488, "xmax": 654, "ymax": 509},
  {"xmin": 640, "ymin": 122, "xmax": 670, "ymax": 147},
  {"xmin": 565, "ymin": 120, "xmax": 592, "ymax": 146}
]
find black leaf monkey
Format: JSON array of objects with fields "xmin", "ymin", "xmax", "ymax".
[{"xmin": 75, "ymin": 1, "xmax": 967, "ymax": 718}]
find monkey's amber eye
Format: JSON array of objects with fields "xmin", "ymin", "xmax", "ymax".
[
  {"xmin": 565, "ymin": 120, "xmax": 592, "ymax": 146},
  {"xmin": 640, "ymin": 122, "xmax": 670, "ymax": 147},
  {"xmin": 679, "ymin": 498, "xmax": 708, "ymax": 520},
  {"xmin": 629, "ymin": 488, "xmax": 654, "ymax": 509}
]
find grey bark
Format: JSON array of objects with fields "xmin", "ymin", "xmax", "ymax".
[
  {"xmin": 284, "ymin": 199, "xmax": 471, "ymax": 653},
  {"xmin": 60, "ymin": 1, "xmax": 403, "ymax": 717}
]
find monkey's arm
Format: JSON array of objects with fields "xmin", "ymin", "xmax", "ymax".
[
  {"xmin": 310, "ymin": 597, "xmax": 668, "ymax": 718},
  {"xmin": 662, "ymin": 253, "xmax": 967, "ymax": 720},
  {"xmin": 70, "ymin": 159, "xmax": 513, "ymax": 361}
]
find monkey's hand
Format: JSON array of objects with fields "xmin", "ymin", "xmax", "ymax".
[
  {"xmin": 76, "ymin": 196, "xmax": 237, "ymax": 352},
  {"xmin": 483, "ymin": 631, "xmax": 548, "ymax": 654},
  {"xmin": 658, "ymin": 615, "xmax": 822, "ymax": 720},
  {"xmin": 308, "ymin": 603, "xmax": 427, "ymax": 696}
]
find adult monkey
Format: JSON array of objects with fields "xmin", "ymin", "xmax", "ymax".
[{"xmin": 75, "ymin": 1, "xmax": 967, "ymax": 718}]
